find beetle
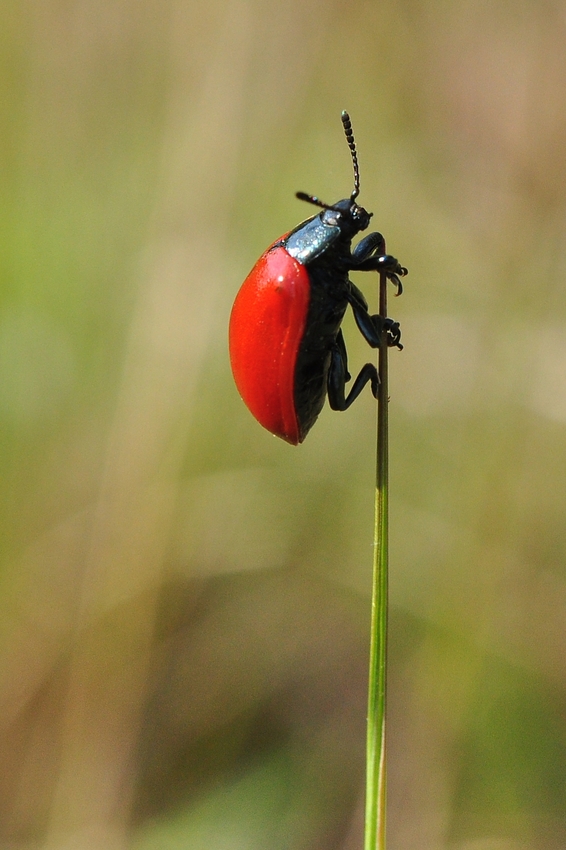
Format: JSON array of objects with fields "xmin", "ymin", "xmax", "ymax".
[{"xmin": 229, "ymin": 111, "xmax": 407, "ymax": 445}]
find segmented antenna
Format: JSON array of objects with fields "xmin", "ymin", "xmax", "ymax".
[
  {"xmin": 296, "ymin": 112, "xmax": 362, "ymax": 210},
  {"xmin": 341, "ymin": 110, "xmax": 360, "ymax": 200}
]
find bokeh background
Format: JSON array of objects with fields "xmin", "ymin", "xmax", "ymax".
[{"xmin": 2, "ymin": 1, "xmax": 566, "ymax": 848}]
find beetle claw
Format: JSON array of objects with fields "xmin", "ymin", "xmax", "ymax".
[{"xmin": 388, "ymin": 273, "xmax": 404, "ymax": 296}]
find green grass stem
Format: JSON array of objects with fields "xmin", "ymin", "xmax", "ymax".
[{"xmin": 364, "ymin": 270, "xmax": 390, "ymax": 850}]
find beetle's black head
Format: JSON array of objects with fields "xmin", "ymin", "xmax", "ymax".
[
  {"xmin": 295, "ymin": 111, "xmax": 372, "ymax": 237},
  {"xmin": 321, "ymin": 197, "xmax": 372, "ymax": 236}
]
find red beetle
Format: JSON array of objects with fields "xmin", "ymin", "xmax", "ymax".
[{"xmin": 229, "ymin": 112, "xmax": 407, "ymax": 445}]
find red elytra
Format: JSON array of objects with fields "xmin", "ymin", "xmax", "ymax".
[{"xmin": 229, "ymin": 245, "xmax": 310, "ymax": 445}]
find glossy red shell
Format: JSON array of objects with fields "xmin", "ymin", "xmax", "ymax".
[{"xmin": 229, "ymin": 245, "xmax": 310, "ymax": 445}]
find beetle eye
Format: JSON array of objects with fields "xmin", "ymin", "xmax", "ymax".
[{"xmin": 351, "ymin": 204, "xmax": 372, "ymax": 229}]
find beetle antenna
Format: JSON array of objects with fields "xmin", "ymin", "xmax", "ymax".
[
  {"xmin": 295, "ymin": 191, "xmax": 334, "ymax": 210},
  {"xmin": 341, "ymin": 110, "xmax": 360, "ymax": 200}
]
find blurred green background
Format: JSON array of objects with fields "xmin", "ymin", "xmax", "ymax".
[{"xmin": 2, "ymin": 1, "xmax": 566, "ymax": 848}]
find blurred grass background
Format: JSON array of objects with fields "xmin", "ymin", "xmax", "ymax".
[{"xmin": 2, "ymin": 1, "xmax": 566, "ymax": 848}]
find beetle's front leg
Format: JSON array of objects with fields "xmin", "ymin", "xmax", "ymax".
[
  {"xmin": 351, "ymin": 231, "xmax": 386, "ymax": 264},
  {"xmin": 350, "ymin": 235, "xmax": 408, "ymax": 295},
  {"xmin": 351, "ymin": 233, "xmax": 407, "ymax": 273},
  {"xmin": 355, "ymin": 253, "xmax": 408, "ymax": 295},
  {"xmin": 356, "ymin": 253, "xmax": 407, "ymax": 276}
]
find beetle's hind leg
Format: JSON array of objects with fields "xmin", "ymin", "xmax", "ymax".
[{"xmin": 327, "ymin": 331, "xmax": 379, "ymax": 411}]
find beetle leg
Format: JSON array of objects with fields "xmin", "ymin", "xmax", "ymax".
[
  {"xmin": 351, "ymin": 231, "xmax": 386, "ymax": 264},
  {"xmin": 355, "ymin": 253, "xmax": 408, "ymax": 277},
  {"xmin": 328, "ymin": 343, "xmax": 379, "ymax": 410},
  {"xmin": 335, "ymin": 328, "xmax": 352, "ymax": 382},
  {"xmin": 348, "ymin": 281, "xmax": 369, "ymax": 311},
  {"xmin": 389, "ymin": 274, "xmax": 403, "ymax": 296},
  {"xmin": 353, "ymin": 309, "xmax": 382, "ymax": 348},
  {"xmin": 383, "ymin": 317, "xmax": 403, "ymax": 350},
  {"xmin": 346, "ymin": 289, "xmax": 403, "ymax": 351},
  {"xmin": 353, "ymin": 253, "xmax": 407, "ymax": 296},
  {"xmin": 346, "ymin": 288, "xmax": 382, "ymax": 347}
]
